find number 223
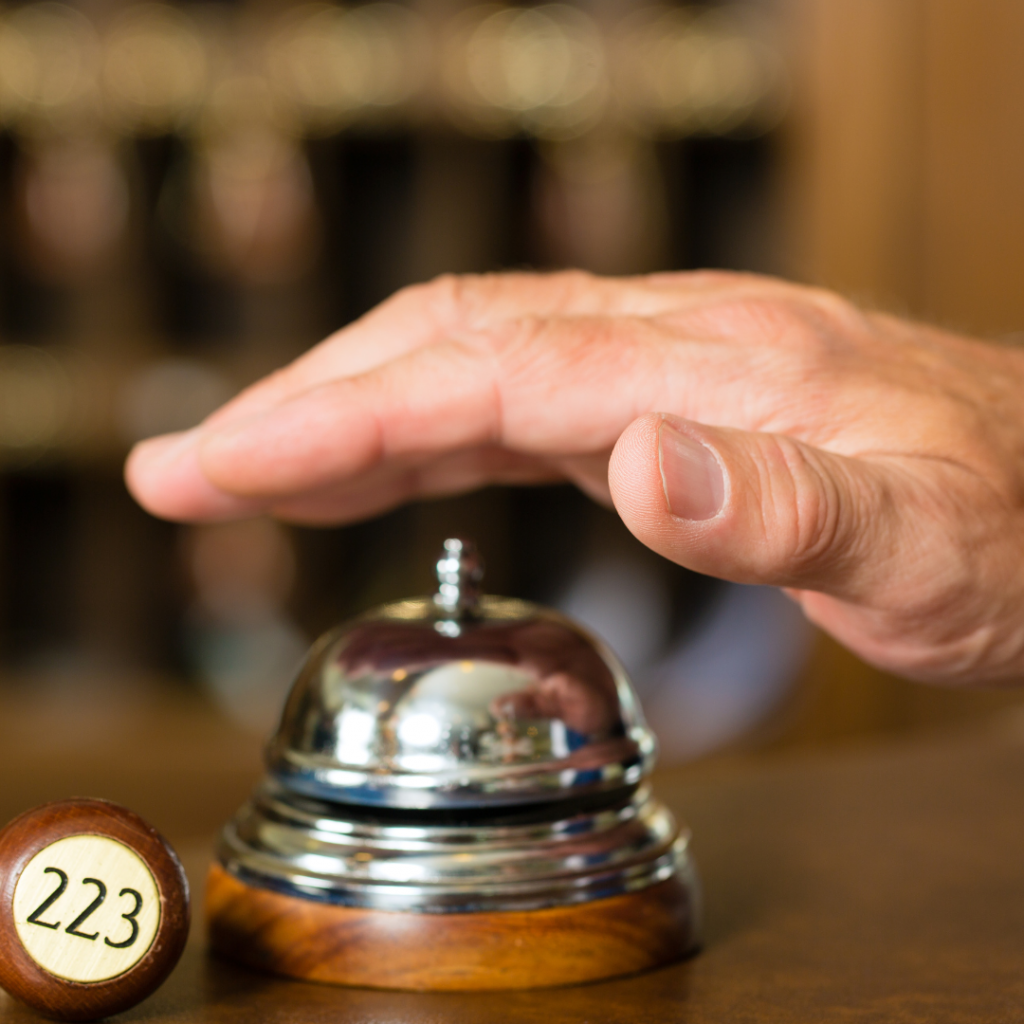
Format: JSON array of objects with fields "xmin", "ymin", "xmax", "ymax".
[{"xmin": 27, "ymin": 868, "xmax": 144, "ymax": 949}]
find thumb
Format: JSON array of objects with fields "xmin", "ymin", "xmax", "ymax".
[{"xmin": 608, "ymin": 413, "xmax": 902, "ymax": 598}]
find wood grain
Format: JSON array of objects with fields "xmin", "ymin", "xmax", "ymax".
[
  {"xmin": 9, "ymin": 714, "xmax": 1024, "ymax": 1021},
  {"xmin": 0, "ymin": 799, "xmax": 190, "ymax": 1022},
  {"xmin": 206, "ymin": 864, "xmax": 698, "ymax": 990}
]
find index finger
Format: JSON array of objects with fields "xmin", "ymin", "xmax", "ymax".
[{"xmin": 201, "ymin": 270, "xmax": 743, "ymax": 429}]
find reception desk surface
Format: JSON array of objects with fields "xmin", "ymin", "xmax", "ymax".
[{"xmin": 1, "ymin": 693, "xmax": 1022, "ymax": 1023}]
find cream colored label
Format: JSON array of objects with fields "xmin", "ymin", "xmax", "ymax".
[{"xmin": 13, "ymin": 835, "xmax": 161, "ymax": 983}]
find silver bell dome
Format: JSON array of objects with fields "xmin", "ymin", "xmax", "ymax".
[{"xmin": 266, "ymin": 538, "xmax": 657, "ymax": 810}]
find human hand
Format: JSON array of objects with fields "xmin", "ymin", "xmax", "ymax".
[{"xmin": 126, "ymin": 271, "xmax": 1024, "ymax": 685}]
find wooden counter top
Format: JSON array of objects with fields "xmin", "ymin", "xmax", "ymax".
[{"xmin": 2, "ymin": 692, "xmax": 1023, "ymax": 1022}]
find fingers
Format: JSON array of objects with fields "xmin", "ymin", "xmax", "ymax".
[
  {"xmin": 124, "ymin": 270, "xmax": 814, "ymax": 523},
  {"xmin": 182, "ymin": 269, "xmax": 762, "ymax": 432},
  {"xmin": 198, "ymin": 280, "xmax": 462, "ymax": 430},
  {"xmin": 129, "ymin": 313, "xmax": 670, "ymax": 520},
  {"xmin": 199, "ymin": 269, "xmax": 693, "ymax": 430},
  {"xmin": 125, "ymin": 270, "xmax": 670, "ymax": 516},
  {"xmin": 128, "ymin": 425, "xmax": 562, "ymax": 525},
  {"xmin": 125, "ymin": 430, "xmax": 265, "ymax": 521},
  {"xmin": 197, "ymin": 340, "xmax": 504, "ymax": 499},
  {"xmin": 608, "ymin": 413, "xmax": 909, "ymax": 599},
  {"xmin": 267, "ymin": 447, "xmax": 564, "ymax": 525}
]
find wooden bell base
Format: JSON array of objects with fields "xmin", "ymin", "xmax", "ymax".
[{"xmin": 206, "ymin": 863, "xmax": 699, "ymax": 990}]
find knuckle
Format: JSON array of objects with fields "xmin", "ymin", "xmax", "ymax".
[
  {"xmin": 433, "ymin": 271, "xmax": 523, "ymax": 330},
  {"xmin": 423, "ymin": 273, "xmax": 476, "ymax": 324},
  {"xmin": 484, "ymin": 314, "xmax": 550, "ymax": 367},
  {"xmin": 689, "ymin": 293, "xmax": 809, "ymax": 346},
  {"xmin": 378, "ymin": 276, "xmax": 459, "ymax": 326},
  {"xmin": 402, "ymin": 272, "xmax": 500, "ymax": 331},
  {"xmin": 697, "ymin": 288, "xmax": 865, "ymax": 362},
  {"xmin": 400, "ymin": 275, "xmax": 454, "ymax": 306},
  {"xmin": 407, "ymin": 268, "xmax": 604, "ymax": 335},
  {"xmin": 804, "ymin": 286, "xmax": 866, "ymax": 329}
]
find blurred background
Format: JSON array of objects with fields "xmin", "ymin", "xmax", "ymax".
[{"xmin": 2, "ymin": 0, "xmax": 1024, "ymax": 836}]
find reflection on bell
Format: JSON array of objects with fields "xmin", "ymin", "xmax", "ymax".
[{"xmin": 207, "ymin": 538, "xmax": 700, "ymax": 990}]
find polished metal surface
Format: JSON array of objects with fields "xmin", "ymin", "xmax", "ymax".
[
  {"xmin": 218, "ymin": 782, "xmax": 693, "ymax": 913},
  {"xmin": 219, "ymin": 538, "xmax": 694, "ymax": 915},
  {"xmin": 265, "ymin": 538, "xmax": 656, "ymax": 809},
  {"xmin": 434, "ymin": 536, "xmax": 484, "ymax": 615}
]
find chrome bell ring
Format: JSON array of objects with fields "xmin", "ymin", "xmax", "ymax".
[{"xmin": 217, "ymin": 781, "xmax": 690, "ymax": 913}]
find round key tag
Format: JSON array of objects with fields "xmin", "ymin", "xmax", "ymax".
[{"xmin": 0, "ymin": 799, "xmax": 189, "ymax": 1021}]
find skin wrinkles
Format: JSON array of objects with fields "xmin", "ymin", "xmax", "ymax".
[
  {"xmin": 491, "ymin": 315, "xmax": 669, "ymax": 449},
  {"xmin": 125, "ymin": 269, "xmax": 1024, "ymax": 686}
]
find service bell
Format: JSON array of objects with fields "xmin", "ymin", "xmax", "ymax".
[{"xmin": 207, "ymin": 538, "xmax": 700, "ymax": 990}]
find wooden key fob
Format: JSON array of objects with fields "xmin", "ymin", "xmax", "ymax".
[{"xmin": 0, "ymin": 799, "xmax": 189, "ymax": 1021}]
